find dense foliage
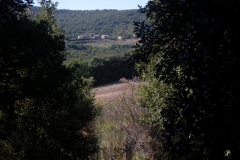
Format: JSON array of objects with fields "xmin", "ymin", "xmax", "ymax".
[
  {"xmin": 90, "ymin": 55, "xmax": 137, "ymax": 85},
  {"xmin": 64, "ymin": 40, "xmax": 138, "ymax": 86},
  {"xmin": 30, "ymin": 6, "xmax": 146, "ymax": 39},
  {"xmin": 0, "ymin": 0, "xmax": 98, "ymax": 159},
  {"xmin": 65, "ymin": 42, "xmax": 134, "ymax": 59},
  {"xmin": 66, "ymin": 54, "xmax": 137, "ymax": 86},
  {"xmin": 132, "ymin": 0, "xmax": 240, "ymax": 159},
  {"xmin": 30, "ymin": 5, "xmax": 142, "ymax": 86}
]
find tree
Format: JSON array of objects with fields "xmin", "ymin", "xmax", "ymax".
[
  {"xmin": 0, "ymin": 0, "xmax": 98, "ymax": 159},
  {"xmin": 131, "ymin": 0, "xmax": 240, "ymax": 159},
  {"xmin": 90, "ymin": 55, "xmax": 137, "ymax": 86}
]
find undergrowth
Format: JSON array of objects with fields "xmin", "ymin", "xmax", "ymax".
[{"xmin": 94, "ymin": 80, "xmax": 156, "ymax": 160}]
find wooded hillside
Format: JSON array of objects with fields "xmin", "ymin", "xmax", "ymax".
[{"xmin": 30, "ymin": 7, "xmax": 146, "ymax": 39}]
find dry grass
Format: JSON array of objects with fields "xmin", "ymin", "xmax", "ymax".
[
  {"xmin": 93, "ymin": 82, "xmax": 139, "ymax": 103},
  {"xmin": 92, "ymin": 80, "xmax": 155, "ymax": 160}
]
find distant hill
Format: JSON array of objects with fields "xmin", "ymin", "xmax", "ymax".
[{"xmin": 30, "ymin": 7, "xmax": 146, "ymax": 40}]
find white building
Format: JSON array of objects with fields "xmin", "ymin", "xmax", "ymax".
[
  {"xmin": 101, "ymin": 34, "xmax": 109, "ymax": 39},
  {"xmin": 77, "ymin": 35, "xmax": 88, "ymax": 39},
  {"xmin": 118, "ymin": 36, "xmax": 123, "ymax": 40}
]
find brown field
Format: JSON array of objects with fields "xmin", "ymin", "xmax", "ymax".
[
  {"xmin": 92, "ymin": 81, "xmax": 139, "ymax": 103},
  {"xmin": 92, "ymin": 81, "xmax": 154, "ymax": 159}
]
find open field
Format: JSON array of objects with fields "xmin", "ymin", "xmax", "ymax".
[
  {"xmin": 92, "ymin": 81, "xmax": 155, "ymax": 159},
  {"xmin": 92, "ymin": 81, "xmax": 139, "ymax": 103}
]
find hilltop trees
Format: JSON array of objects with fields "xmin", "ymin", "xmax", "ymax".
[
  {"xmin": 0, "ymin": 0, "xmax": 98, "ymax": 159},
  {"xmin": 132, "ymin": 0, "xmax": 240, "ymax": 159},
  {"xmin": 30, "ymin": 6, "xmax": 146, "ymax": 40}
]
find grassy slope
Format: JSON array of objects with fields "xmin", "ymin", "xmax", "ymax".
[
  {"xmin": 92, "ymin": 81, "xmax": 154, "ymax": 159},
  {"xmin": 93, "ymin": 81, "xmax": 139, "ymax": 103}
]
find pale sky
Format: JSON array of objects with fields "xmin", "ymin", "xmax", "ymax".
[{"xmin": 33, "ymin": 0, "xmax": 149, "ymax": 10}]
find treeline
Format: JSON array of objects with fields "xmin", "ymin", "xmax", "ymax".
[
  {"xmin": 0, "ymin": 1, "xmax": 98, "ymax": 159},
  {"xmin": 30, "ymin": 6, "xmax": 141, "ymax": 86},
  {"xmin": 131, "ymin": 0, "xmax": 240, "ymax": 159},
  {"xmin": 67, "ymin": 55, "xmax": 137, "ymax": 86},
  {"xmin": 64, "ymin": 38, "xmax": 138, "ymax": 86},
  {"xmin": 30, "ymin": 6, "xmax": 146, "ymax": 39},
  {"xmin": 65, "ymin": 42, "xmax": 133, "ymax": 59}
]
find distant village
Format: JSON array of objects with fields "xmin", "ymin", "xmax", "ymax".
[{"xmin": 77, "ymin": 33, "xmax": 124, "ymax": 40}]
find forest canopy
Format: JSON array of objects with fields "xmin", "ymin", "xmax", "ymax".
[
  {"xmin": 0, "ymin": 0, "xmax": 98, "ymax": 159},
  {"xmin": 30, "ymin": 6, "xmax": 146, "ymax": 39},
  {"xmin": 132, "ymin": 0, "xmax": 240, "ymax": 159}
]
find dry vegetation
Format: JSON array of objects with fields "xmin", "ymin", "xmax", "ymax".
[
  {"xmin": 92, "ymin": 79, "xmax": 156, "ymax": 160},
  {"xmin": 93, "ymin": 82, "xmax": 137, "ymax": 103}
]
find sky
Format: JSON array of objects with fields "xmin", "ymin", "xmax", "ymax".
[{"xmin": 33, "ymin": 0, "xmax": 149, "ymax": 10}]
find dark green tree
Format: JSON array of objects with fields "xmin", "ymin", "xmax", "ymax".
[
  {"xmin": 131, "ymin": 0, "xmax": 240, "ymax": 159},
  {"xmin": 90, "ymin": 55, "xmax": 137, "ymax": 86},
  {"xmin": 66, "ymin": 58, "xmax": 91, "ymax": 79},
  {"xmin": 0, "ymin": 0, "xmax": 98, "ymax": 159}
]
